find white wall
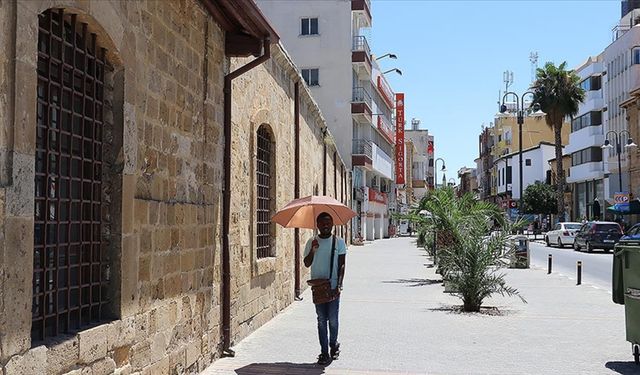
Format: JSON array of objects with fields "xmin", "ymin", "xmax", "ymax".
[{"xmin": 257, "ymin": 0, "xmax": 354, "ymax": 168}]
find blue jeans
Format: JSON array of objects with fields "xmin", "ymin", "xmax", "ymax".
[{"xmin": 315, "ymin": 297, "xmax": 340, "ymax": 355}]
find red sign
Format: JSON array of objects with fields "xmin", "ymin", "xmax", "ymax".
[
  {"xmin": 377, "ymin": 76, "xmax": 395, "ymax": 109},
  {"xmin": 395, "ymin": 93, "xmax": 405, "ymax": 184},
  {"xmin": 377, "ymin": 115, "xmax": 395, "ymax": 144},
  {"xmin": 368, "ymin": 188, "xmax": 388, "ymax": 204},
  {"xmin": 427, "ymin": 140, "xmax": 434, "ymax": 155}
]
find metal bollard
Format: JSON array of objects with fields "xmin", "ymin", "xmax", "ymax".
[
  {"xmin": 577, "ymin": 261, "xmax": 582, "ymax": 285},
  {"xmin": 548, "ymin": 254, "xmax": 552, "ymax": 274}
]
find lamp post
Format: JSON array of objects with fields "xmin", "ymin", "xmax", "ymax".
[
  {"xmin": 383, "ymin": 68, "xmax": 402, "ymax": 76},
  {"xmin": 434, "ymin": 158, "xmax": 446, "ymax": 190},
  {"xmin": 376, "ymin": 53, "xmax": 397, "ymax": 61},
  {"xmin": 448, "ymin": 178, "xmax": 456, "ymax": 186},
  {"xmin": 499, "ymin": 92, "xmax": 545, "ymax": 213},
  {"xmin": 602, "ymin": 129, "xmax": 637, "ymax": 194}
]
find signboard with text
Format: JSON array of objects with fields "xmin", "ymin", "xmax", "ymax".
[
  {"xmin": 368, "ymin": 187, "xmax": 388, "ymax": 205},
  {"xmin": 395, "ymin": 93, "xmax": 405, "ymax": 184}
]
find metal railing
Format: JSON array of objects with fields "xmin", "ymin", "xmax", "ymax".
[
  {"xmin": 352, "ymin": 86, "xmax": 372, "ymax": 105},
  {"xmin": 352, "ymin": 139, "xmax": 373, "ymax": 158},
  {"xmin": 352, "ymin": 35, "xmax": 371, "ymax": 56}
]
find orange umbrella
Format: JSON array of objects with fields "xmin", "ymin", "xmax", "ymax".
[{"xmin": 271, "ymin": 195, "xmax": 356, "ymax": 229}]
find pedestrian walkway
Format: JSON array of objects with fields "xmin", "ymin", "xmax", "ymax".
[{"xmin": 202, "ymin": 237, "xmax": 637, "ymax": 374}]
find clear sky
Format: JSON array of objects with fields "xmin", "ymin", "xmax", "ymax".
[{"xmin": 371, "ymin": 0, "xmax": 620, "ymax": 182}]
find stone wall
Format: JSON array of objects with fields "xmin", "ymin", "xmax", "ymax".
[
  {"xmin": 227, "ymin": 45, "xmax": 349, "ymax": 344},
  {"xmin": 0, "ymin": 0, "xmax": 349, "ymax": 374},
  {"xmin": 0, "ymin": 0, "xmax": 223, "ymax": 374}
]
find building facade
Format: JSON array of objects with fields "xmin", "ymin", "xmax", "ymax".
[
  {"xmin": 257, "ymin": 0, "xmax": 398, "ymax": 241},
  {"xmin": 405, "ymin": 125, "xmax": 433, "ymax": 201},
  {"xmin": 566, "ymin": 55, "xmax": 608, "ymax": 221},
  {"xmin": 0, "ymin": 1, "xmax": 349, "ymax": 374}
]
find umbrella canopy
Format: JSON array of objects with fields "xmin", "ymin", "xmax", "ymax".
[
  {"xmin": 271, "ymin": 195, "xmax": 356, "ymax": 229},
  {"xmin": 607, "ymin": 199, "xmax": 640, "ymax": 215}
]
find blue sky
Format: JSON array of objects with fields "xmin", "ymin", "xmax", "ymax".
[{"xmin": 371, "ymin": 0, "xmax": 620, "ymax": 182}]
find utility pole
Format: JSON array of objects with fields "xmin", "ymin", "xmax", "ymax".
[{"xmin": 530, "ymin": 52, "xmax": 539, "ymax": 83}]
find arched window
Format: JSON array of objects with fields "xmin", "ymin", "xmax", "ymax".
[
  {"xmin": 256, "ymin": 125, "xmax": 275, "ymax": 258},
  {"xmin": 33, "ymin": 9, "xmax": 113, "ymax": 342}
]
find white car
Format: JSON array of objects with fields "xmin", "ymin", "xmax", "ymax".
[{"xmin": 545, "ymin": 222, "xmax": 582, "ymax": 248}]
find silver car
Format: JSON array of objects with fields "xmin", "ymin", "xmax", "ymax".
[{"xmin": 545, "ymin": 222, "xmax": 582, "ymax": 248}]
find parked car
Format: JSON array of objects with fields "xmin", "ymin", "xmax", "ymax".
[
  {"xmin": 573, "ymin": 221, "xmax": 623, "ymax": 252},
  {"xmin": 545, "ymin": 222, "xmax": 582, "ymax": 248},
  {"xmin": 620, "ymin": 223, "xmax": 640, "ymax": 243}
]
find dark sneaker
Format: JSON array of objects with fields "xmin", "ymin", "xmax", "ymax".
[
  {"xmin": 317, "ymin": 353, "xmax": 331, "ymax": 365},
  {"xmin": 330, "ymin": 343, "xmax": 340, "ymax": 359}
]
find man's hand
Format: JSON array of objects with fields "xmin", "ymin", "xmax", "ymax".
[
  {"xmin": 311, "ymin": 239, "xmax": 319, "ymax": 252},
  {"xmin": 304, "ymin": 239, "xmax": 319, "ymax": 268}
]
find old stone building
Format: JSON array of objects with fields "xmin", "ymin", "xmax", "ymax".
[{"xmin": 0, "ymin": 1, "xmax": 349, "ymax": 374}]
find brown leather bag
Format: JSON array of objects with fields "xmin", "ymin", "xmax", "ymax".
[{"xmin": 307, "ymin": 236, "xmax": 340, "ymax": 304}]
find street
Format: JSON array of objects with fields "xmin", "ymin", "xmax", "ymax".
[
  {"xmin": 530, "ymin": 241, "xmax": 614, "ymax": 291},
  {"xmin": 204, "ymin": 237, "xmax": 634, "ymax": 375}
]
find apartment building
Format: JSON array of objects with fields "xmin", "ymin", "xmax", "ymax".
[
  {"xmin": 566, "ymin": 55, "xmax": 608, "ymax": 220},
  {"xmin": 257, "ymin": 0, "xmax": 400, "ymax": 241}
]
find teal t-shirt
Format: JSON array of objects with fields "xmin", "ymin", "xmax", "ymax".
[{"xmin": 304, "ymin": 235, "xmax": 347, "ymax": 289}]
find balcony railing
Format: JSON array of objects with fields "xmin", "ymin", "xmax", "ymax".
[
  {"xmin": 352, "ymin": 35, "xmax": 371, "ymax": 56},
  {"xmin": 352, "ymin": 86, "xmax": 372, "ymax": 105},
  {"xmin": 352, "ymin": 139, "xmax": 373, "ymax": 158}
]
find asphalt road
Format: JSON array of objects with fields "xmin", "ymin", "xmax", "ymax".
[{"xmin": 529, "ymin": 241, "xmax": 613, "ymax": 291}]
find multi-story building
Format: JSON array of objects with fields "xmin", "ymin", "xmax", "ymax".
[
  {"xmin": 457, "ymin": 167, "xmax": 478, "ymax": 197},
  {"xmin": 602, "ymin": 9, "xmax": 640, "ymax": 202},
  {"xmin": 565, "ymin": 55, "xmax": 608, "ymax": 220},
  {"xmin": 257, "ymin": 0, "xmax": 398, "ymax": 241},
  {"xmin": 405, "ymin": 119, "xmax": 434, "ymax": 201},
  {"xmin": 478, "ymin": 111, "xmax": 569, "ymax": 205},
  {"xmin": 476, "ymin": 125, "xmax": 494, "ymax": 202}
]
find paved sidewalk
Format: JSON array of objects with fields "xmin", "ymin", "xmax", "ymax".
[{"xmin": 202, "ymin": 237, "xmax": 637, "ymax": 374}]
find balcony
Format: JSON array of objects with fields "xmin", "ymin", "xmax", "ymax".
[
  {"xmin": 375, "ymin": 114, "xmax": 395, "ymax": 144},
  {"xmin": 351, "ymin": 87, "xmax": 372, "ymax": 124},
  {"xmin": 351, "ymin": 0, "xmax": 372, "ymax": 26},
  {"xmin": 352, "ymin": 139, "xmax": 373, "ymax": 170},
  {"xmin": 352, "ymin": 36, "xmax": 372, "ymax": 79}
]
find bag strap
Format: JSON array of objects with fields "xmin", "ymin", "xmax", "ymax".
[{"xmin": 329, "ymin": 235, "xmax": 336, "ymax": 280}]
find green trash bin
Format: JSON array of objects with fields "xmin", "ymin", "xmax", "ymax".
[
  {"xmin": 616, "ymin": 242, "xmax": 640, "ymax": 365},
  {"xmin": 613, "ymin": 246, "xmax": 625, "ymax": 305}
]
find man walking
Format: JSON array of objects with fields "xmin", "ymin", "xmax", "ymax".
[{"xmin": 304, "ymin": 212, "xmax": 347, "ymax": 365}]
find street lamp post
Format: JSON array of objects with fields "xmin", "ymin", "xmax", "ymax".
[
  {"xmin": 434, "ymin": 158, "xmax": 446, "ymax": 190},
  {"xmin": 602, "ymin": 130, "xmax": 637, "ymax": 194},
  {"xmin": 499, "ymin": 92, "xmax": 545, "ymax": 214}
]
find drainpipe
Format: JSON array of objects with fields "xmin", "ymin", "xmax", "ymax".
[
  {"xmin": 294, "ymin": 82, "xmax": 301, "ymax": 300},
  {"xmin": 222, "ymin": 38, "xmax": 271, "ymax": 357}
]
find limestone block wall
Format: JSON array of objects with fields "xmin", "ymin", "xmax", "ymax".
[
  {"xmin": 0, "ymin": 0, "xmax": 350, "ymax": 373},
  {"xmin": 227, "ymin": 45, "xmax": 350, "ymax": 344},
  {"xmin": 0, "ymin": 0, "xmax": 224, "ymax": 374}
]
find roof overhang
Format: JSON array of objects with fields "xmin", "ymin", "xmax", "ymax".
[{"xmin": 201, "ymin": 0, "xmax": 280, "ymax": 57}]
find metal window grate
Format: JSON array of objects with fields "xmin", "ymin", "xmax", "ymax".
[
  {"xmin": 33, "ymin": 9, "xmax": 109, "ymax": 342},
  {"xmin": 256, "ymin": 127, "xmax": 273, "ymax": 258}
]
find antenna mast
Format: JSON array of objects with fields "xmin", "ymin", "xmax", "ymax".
[{"xmin": 529, "ymin": 51, "xmax": 539, "ymax": 83}]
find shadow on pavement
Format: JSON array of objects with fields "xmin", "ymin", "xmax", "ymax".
[
  {"xmin": 605, "ymin": 361, "xmax": 640, "ymax": 374},
  {"xmin": 235, "ymin": 362, "xmax": 326, "ymax": 374},
  {"xmin": 383, "ymin": 278, "xmax": 442, "ymax": 287}
]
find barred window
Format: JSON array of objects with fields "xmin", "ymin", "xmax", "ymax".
[
  {"xmin": 33, "ymin": 9, "xmax": 112, "ymax": 342},
  {"xmin": 256, "ymin": 126, "xmax": 275, "ymax": 258}
]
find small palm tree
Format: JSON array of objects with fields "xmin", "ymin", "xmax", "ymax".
[
  {"xmin": 532, "ymin": 62, "xmax": 585, "ymax": 220},
  {"xmin": 409, "ymin": 188, "xmax": 525, "ymax": 312}
]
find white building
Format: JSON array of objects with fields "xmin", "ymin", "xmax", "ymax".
[
  {"xmin": 494, "ymin": 142, "xmax": 556, "ymax": 201},
  {"xmin": 405, "ymin": 120, "xmax": 435, "ymax": 201},
  {"xmin": 566, "ymin": 54, "xmax": 608, "ymax": 220},
  {"xmin": 257, "ymin": 0, "xmax": 397, "ymax": 241},
  {"xmin": 603, "ymin": 9, "xmax": 640, "ymax": 196}
]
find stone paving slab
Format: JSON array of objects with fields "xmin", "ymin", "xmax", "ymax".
[{"xmin": 202, "ymin": 237, "xmax": 638, "ymax": 375}]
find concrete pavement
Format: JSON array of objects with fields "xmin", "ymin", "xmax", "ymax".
[{"xmin": 202, "ymin": 237, "xmax": 638, "ymax": 374}]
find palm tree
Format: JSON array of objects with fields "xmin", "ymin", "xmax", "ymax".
[
  {"xmin": 407, "ymin": 188, "xmax": 525, "ymax": 312},
  {"xmin": 532, "ymin": 62, "xmax": 585, "ymax": 220}
]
